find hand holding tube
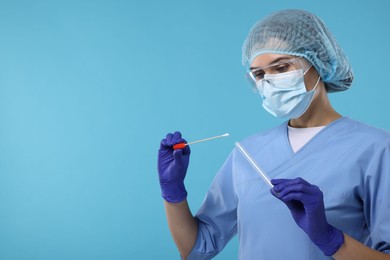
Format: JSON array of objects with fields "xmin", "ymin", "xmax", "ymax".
[
  {"xmin": 158, "ymin": 131, "xmax": 191, "ymax": 203},
  {"xmin": 271, "ymin": 177, "xmax": 344, "ymax": 256}
]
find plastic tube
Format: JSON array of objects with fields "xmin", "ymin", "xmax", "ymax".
[{"xmin": 235, "ymin": 142, "xmax": 273, "ymax": 188}]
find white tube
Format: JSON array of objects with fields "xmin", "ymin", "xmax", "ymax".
[{"xmin": 235, "ymin": 142, "xmax": 274, "ymax": 188}]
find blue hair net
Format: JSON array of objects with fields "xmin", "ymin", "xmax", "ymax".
[{"xmin": 242, "ymin": 9, "xmax": 354, "ymax": 92}]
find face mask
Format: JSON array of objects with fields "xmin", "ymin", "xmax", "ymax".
[{"xmin": 256, "ymin": 66, "xmax": 320, "ymax": 119}]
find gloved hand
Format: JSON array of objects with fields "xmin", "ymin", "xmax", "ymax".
[
  {"xmin": 158, "ymin": 131, "xmax": 191, "ymax": 203},
  {"xmin": 271, "ymin": 177, "xmax": 344, "ymax": 256}
]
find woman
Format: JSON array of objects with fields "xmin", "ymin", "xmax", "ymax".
[{"xmin": 157, "ymin": 9, "xmax": 390, "ymax": 259}]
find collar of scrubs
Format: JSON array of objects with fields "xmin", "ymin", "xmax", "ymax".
[
  {"xmin": 288, "ymin": 125, "xmax": 326, "ymax": 153},
  {"xmin": 267, "ymin": 117, "xmax": 353, "ymax": 179}
]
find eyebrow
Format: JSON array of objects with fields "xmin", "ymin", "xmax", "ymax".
[{"xmin": 249, "ymin": 56, "xmax": 292, "ymax": 70}]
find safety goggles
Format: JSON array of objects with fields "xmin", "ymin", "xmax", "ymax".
[{"xmin": 246, "ymin": 57, "xmax": 306, "ymax": 88}]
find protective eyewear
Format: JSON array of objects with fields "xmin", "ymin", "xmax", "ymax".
[{"xmin": 246, "ymin": 58, "xmax": 305, "ymax": 88}]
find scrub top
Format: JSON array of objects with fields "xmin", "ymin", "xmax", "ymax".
[{"xmin": 187, "ymin": 117, "xmax": 390, "ymax": 259}]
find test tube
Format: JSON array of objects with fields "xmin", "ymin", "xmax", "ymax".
[{"xmin": 235, "ymin": 142, "xmax": 274, "ymax": 188}]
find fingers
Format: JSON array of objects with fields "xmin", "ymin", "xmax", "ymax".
[
  {"xmin": 177, "ymin": 138, "xmax": 187, "ymax": 144},
  {"xmin": 274, "ymin": 182, "xmax": 315, "ymax": 197},
  {"xmin": 272, "ymin": 178, "xmax": 312, "ymax": 193},
  {"xmin": 173, "ymin": 149, "xmax": 183, "ymax": 160},
  {"xmin": 271, "ymin": 177, "xmax": 310, "ymax": 187},
  {"xmin": 160, "ymin": 138, "xmax": 168, "ymax": 148},
  {"xmin": 271, "ymin": 177, "xmax": 322, "ymax": 204},
  {"xmin": 160, "ymin": 133, "xmax": 173, "ymax": 150},
  {"xmin": 277, "ymin": 191, "xmax": 313, "ymax": 203},
  {"xmin": 173, "ymin": 146, "xmax": 191, "ymax": 160},
  {"xmin": 270, "ymin": 188, "xmax": 280, "ymax": 199},
  {"xmin": 160, "ymin": 131, "xmax": 181, "ymax": 148},
  {"xmin": 160, "ymin": 131, "xmax": 189, "ymax": 151},
  {"xmin": 166, "ymin": 131, "xmax": 182, "ymax": 145},
  {"xmin": 172, "ymin": 131, "xmax": 182, "ymax": 144}
]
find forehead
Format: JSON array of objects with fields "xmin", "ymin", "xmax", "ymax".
[{"xmin": 250, "ymin": 53, "xmax": 297, "ymax": 68}]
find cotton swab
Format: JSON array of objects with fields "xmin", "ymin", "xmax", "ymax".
[{"xmin": 173, "ymin": 133, "xmax": 229, "ymax": 150}]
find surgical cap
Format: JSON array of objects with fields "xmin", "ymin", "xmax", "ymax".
[{"xmin": 242, "ymin": 9, "xmax": 354, "ymax": 92}]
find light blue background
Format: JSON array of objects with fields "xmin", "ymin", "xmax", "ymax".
[{"xmin": 0, "ymin": 0, "xmax": 389, "ymax": 259}]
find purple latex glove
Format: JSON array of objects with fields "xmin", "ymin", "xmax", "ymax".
[
  {"xmin": 271, "ymin": 177, "xmax": 344, "ymax": 256},
  {"xmin": 158, "ymin": 131, "xmax": 191, "ymax": 203}
]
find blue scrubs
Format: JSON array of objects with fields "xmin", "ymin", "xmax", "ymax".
[{"xmin": 187, "ymin": 117, "xmax": 390, "ymax": 259}]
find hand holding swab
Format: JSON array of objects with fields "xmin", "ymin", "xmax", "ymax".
[{"xmin": 173, "ymin": 133, "xmax": 230, "ymax": 150}]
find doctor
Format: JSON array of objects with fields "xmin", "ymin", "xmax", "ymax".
[{"xmin": 158, "ymin": 9, "xmax": 390, "ymax": 259}]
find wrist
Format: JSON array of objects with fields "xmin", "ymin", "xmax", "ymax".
[
  {"xmin": 314, "ymin": 225, "xmax": 345, "ymax": 256},
  {"xmin": 160, "ymin": 181, "xmax": 187, "ymax": 203}
]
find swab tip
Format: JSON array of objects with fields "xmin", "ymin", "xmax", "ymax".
[{"xmin": 222, "ymin": 133, "xmax": 230, "ymax": 137}]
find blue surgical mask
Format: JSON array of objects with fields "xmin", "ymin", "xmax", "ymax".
[{"xmin": 256, "ymin": 66, "xmax": 320, "ymax": 118}]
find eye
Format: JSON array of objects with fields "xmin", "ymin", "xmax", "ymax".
[
  {"xmin": 274, "ymin": 63, "xmax": 291, "ymax": 73},
  {"xmin": 251, "ymin": 69, "xmax": 265, "ymax": 80}
]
